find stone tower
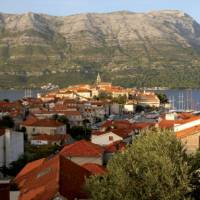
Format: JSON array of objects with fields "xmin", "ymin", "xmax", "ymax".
[{"xmin": 96, "ymin": 73, "xmax": 101, "ymax": 85}]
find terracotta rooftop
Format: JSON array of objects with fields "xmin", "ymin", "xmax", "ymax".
[
  {"xmin": 158, "ymin": 115, "xmax": 200, "ymax": 129},
  {"xmin": 158, "ymin": 119, "xmax": 175, "ymax": 129},
  {"xmin": 111, "ymin": 128, "xmax": 133, "ymax": 138},
  {"xmin": 15, "ymin": 154, "xmax": 91, "ymax": 200},
  {"xmin": 15, "ymin": 158, "xmax": 45, "ymax": 181},
  {"xmin": 60, "ymin": 140, "xmax": 104, "ymax": 157},
  {"xmin": 21, "ymin": 114, "xmax": 38, "ymax": 126},
  {"xmin": 104, "ymin": 141, "xmax": 126, "ymax": 153},
  {"xmin": 132, "ymin": 122, "xmax": 155, "ymax": 130},
  {"xmin": 176, "ymin": 124, "xmax": 200, "ymax": 139},
  {"xmin": 175, "ymin": 115, "xmax": 200, "ymax": 124},
  {"xmin": 82, "ymin": 163, "xmax": 107, "ymax": 175},
  {"xmin": 22, "ymin": 118, "xmax": 64, "ymax": 127}
]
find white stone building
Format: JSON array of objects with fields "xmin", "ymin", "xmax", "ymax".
[{"xmin": 0, "ymin": 129, "xmax": 24, "ymax": 167}]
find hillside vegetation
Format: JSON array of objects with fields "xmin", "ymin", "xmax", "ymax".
[{"xmin": 0, "ymin": 10, "xmax": 200, "ymax": 88}]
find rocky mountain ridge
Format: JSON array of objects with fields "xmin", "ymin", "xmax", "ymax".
[{"xmin": 0, "ymin": 10, "xmax": 200, "ymax": 88}]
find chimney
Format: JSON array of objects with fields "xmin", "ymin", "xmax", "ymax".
[
  {"xmin": 109, "ymin": 136, "xmax": 113, "ymax": 141},
  {"xmin": 0, "ymin": 180, "xmax": 10, "ymax": 200}
]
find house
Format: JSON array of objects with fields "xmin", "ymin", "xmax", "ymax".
[
  {"xmin": 111, "ymin": 128, "xmax": 134, "ymax": 144},
  {"xmin": 0, "ymin": 129, "xmax": 24, "ymax": 167},
  {"xmin": 174, "ymin": 116, "xmax": 200, "ymax": 132},
  {"xmin": 91, "ymin": 131, "xmax": 123, "ymax": 146},
  {"xmin": 80, "ymin": 101, "xmax": 107, "ymax": 124},
  {"xmin": 176, "ymin": 125, "xmax": 200, "ymax": 154},
  {"xmin": 60, "ymin": 140, "xmax": 104, "ymax": 165},
  {"xmin": 64, "ymin": 110, "xmax": 83, "ymax": 127},
  {"xmin": 123, "ymin": 101, "xmax": 136, "ymax": 113},
  {"xmin": 33, "ymin": 109, "xmax": 83, "ymax": 127},
  {"xmin": 21, "ymin": 118, "xmax": 66, "ymax": 139},
  {"xmin": 158, "ymin": 114, "xmax": 200, "ymax": 132},
  {"xmin": 55, "ymin": 91, "xmax": 75, "ymax": 99},
  {"xmin": 136, "ymin": 91, "xmax": 160, "ymax": 107},
  {"xmin": 15, "ymin": 154, "xmax": 91, "ymax": 200},
  {"xmin": 30, "ymin": 134, "xmax": 69, "ymax": 146},
  {"xmin": 100, "ymin": 120, "xmax": 133, "ymax": 131}
]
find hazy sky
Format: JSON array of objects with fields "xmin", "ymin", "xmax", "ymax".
[{"xmin": 1, "ymin": 0, "xmax": 200, "ymax": 22}]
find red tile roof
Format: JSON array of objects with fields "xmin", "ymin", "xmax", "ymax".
[
  {"xmin": 104, "ymin": 141, "xmax": 126, "ymax": 153},
  {"xmin": 111, "ymin": 128, "xmax": 133, "ymax": 138},
  {"xmin": 21, "ymin": 114, "xmax": 38, "ymax": 126},
  {"xmin": 158, "ymin": 115, "xmax": 200, "ymax": 129},
  {"xmin": 15, "ymin": 155, "xmax": 91, "ymax": 200},
  {"xmin": 158, "ymin": 119, "xmax": 175, "ymax": 129},
  {"xmin": 176, "ymin": 125, "xmax": 200, "ymax": 139},
  {"xmin": 178, "ymin": 112, "xmax": 194, "ymax": 119},
  {"xmin": 22, "ymin": 119, "xmax": 64, "ymax": 127},
  {"xmin": 101, "ymin": 120, "xmax": 132, "ymax": 130},
  {"xmin": 132, "ymin": 122, "xmax": 155, "ymax": 130},
  {"xmin": 174, "ymin": 116, "xmax": 200, "ymax": 124},
  {"xmin": 15, "ymin": 158, "xmax": 45, "ymax": 181},
  {"xmin": 60, "ymin": 140, "xmax": 104, "ymax": 157},
  {"xmin": 64, "ymin": 111, "xmax": 81, "ymax": 116},
  {"xmin": 82, "ymin": 163, "xmax": 107, "ymax": 175}
]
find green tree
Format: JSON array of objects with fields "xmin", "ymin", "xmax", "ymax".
[
  {"xmin": 98, "ymin": 91, "xmax": 112, "ymax": 100},
  {"xmin": 0, "ymin": 115, "xmax": 15, "ymax": 128},
  {"xmin": 69, "ymin": 126, "xmax": 91, "ymax": 140},
  {"xmin": 86, "ymin": 128, "xmax": 191, "ymax": 200},
  {"xmin": 135, "ymin": 104, "xmax": 145, "ymax": 113},
  {"xmin": 156, "ymin": 93, "xmax": 169, "ymax": 104},
  {"xmin": 112, "ymin": 95, "xmax": 127, "ymax": 104},
  {"xmin": 188, "ymin": 150, "xmax": 200, "ymax": 200}
]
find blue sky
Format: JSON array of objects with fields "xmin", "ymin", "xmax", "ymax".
[{"xmin": 1, "ymin": 0, "xmax": 200, "ymax": 22}]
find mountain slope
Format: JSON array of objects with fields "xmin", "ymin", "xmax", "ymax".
[{"xmin": 0, "ymin": 10, "xmax": 200, "ymax": 88}]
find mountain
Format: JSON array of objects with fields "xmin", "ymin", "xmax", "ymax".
[{"xmin": 0, "ymin": 10, "xmax": 200, "ymax": 88}]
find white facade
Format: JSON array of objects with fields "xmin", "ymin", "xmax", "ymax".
[
  {"xmin": 31, "ymin": 140, "xmax": 48, "ymax": 145},
  {"xmin": 0, "ymin": 129, "xmax": 24, "ymax": 167},
  {"xmin": 55, "ymin": 92, "xmax": 75, "ymax": 99},
  {"xmin": 124, "ymin": 104, "xmax": 135, "ymax": 112},
  {"xmin": 91, "ymin": 89, "xmax": 99, "ymax": 97},
  {"xmin": 25, "ymin": 125, "xmax": 66, "ymax": 139},
  {"xmin": 91, "ymin": 132, "xmax": 123, "ymax": 146}
]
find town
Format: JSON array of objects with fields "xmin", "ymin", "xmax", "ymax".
[{"xmin": 0, "ymin": 74, "xmax": 200, "ymax": 199}]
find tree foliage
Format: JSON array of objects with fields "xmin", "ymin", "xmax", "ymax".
[
  {"xmin": 0, "ymin": 115, "xmax": 15, "ymax": 128},
  {"xmin": 156, "ymin": 93, "xmax": 169, "ymax": 104},
  {"xmin": 112, "ymin": 95, "xmax": 127, "ymax": 104},
  {"xmin": 68, "ymin": 126, "xmax": 91, "ymax": 140},
  {"xmin": 188, "ymin": 150, "xmax": 200, "ymax": 200},
  {"xmin": 86, "ymin": 128, "xmax": 191, "ymax": 200}
]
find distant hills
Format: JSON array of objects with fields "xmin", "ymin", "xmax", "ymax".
[{"xmin": 0, "ymin": 10, "xmax": 200, "ymax": 88}]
